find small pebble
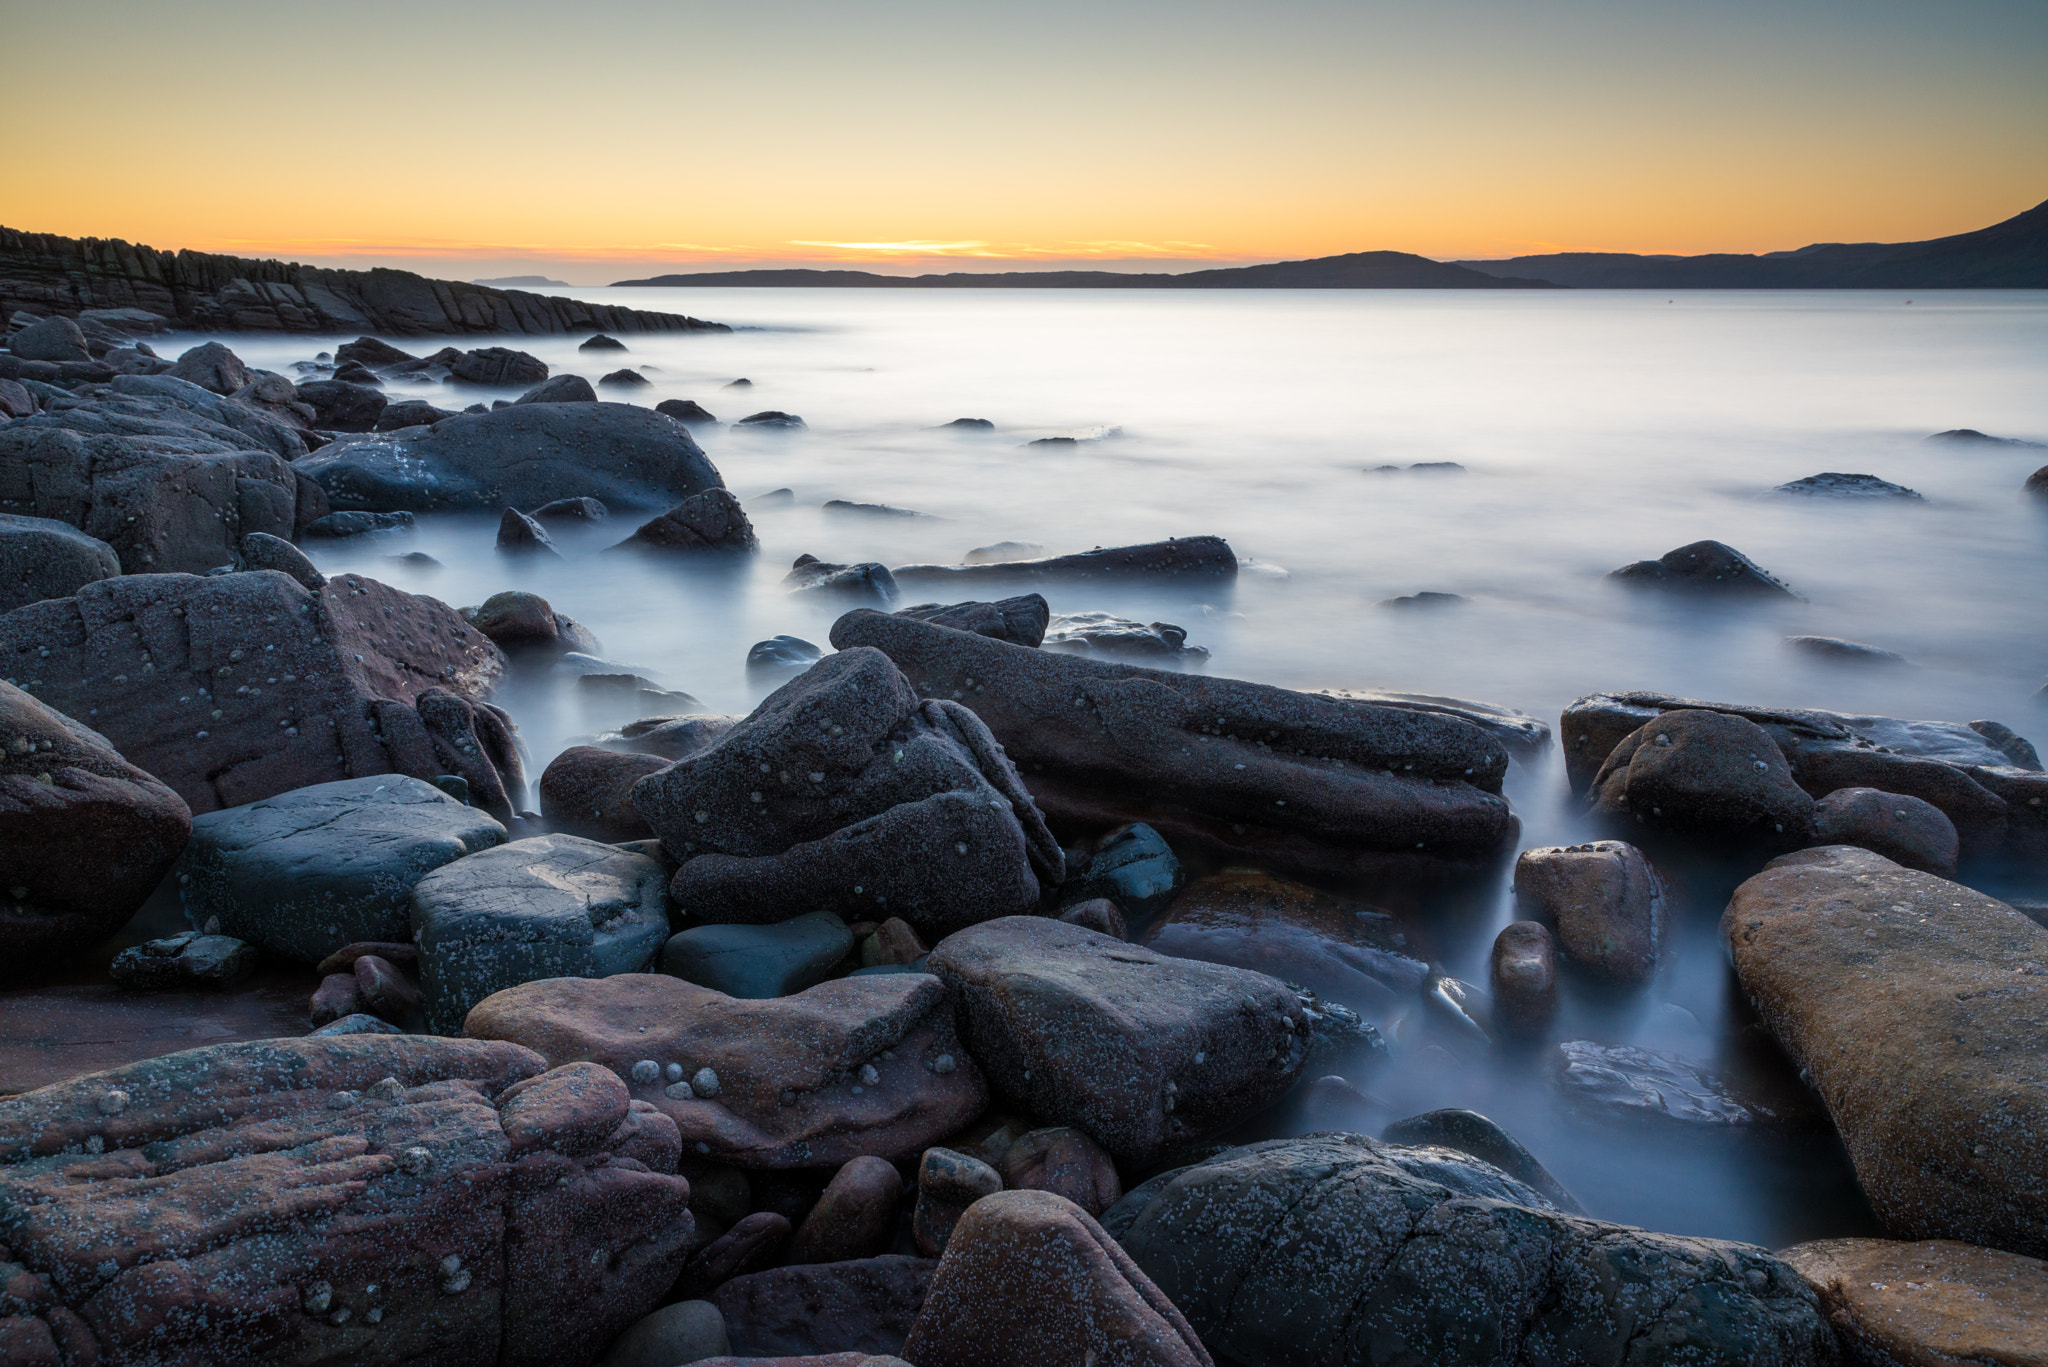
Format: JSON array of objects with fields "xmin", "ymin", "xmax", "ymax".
[{"xmin": 692, "ymin": 1067, "xmax": 720, "ymax": 1098}]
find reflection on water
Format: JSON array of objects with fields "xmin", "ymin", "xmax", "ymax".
[{"xmin": 221, "ymin": 287, "xmax": 2045, "ymax": 1247}]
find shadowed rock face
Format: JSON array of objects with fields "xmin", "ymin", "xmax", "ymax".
[
  {"xmin": 0, "ymin": 1037, "xmax": 696, "ymax": 1367},
  {"xmin": 0, "ymin": 569, "xmax": 507, "ymax": 814},
  {"xmin": 0, "ymin": 513, "xmax": 122, "ymax": 613},
  {"xmin": 463, "ymin": 972, "xmax": 988, "ymax": 1170},
  {"xmin": 712, "ymin": 1257, "xmax": 935, "ymax": 1361},
  {"xmin": 1725, "ymin": 845, "xmax": 2048, "ymax": 1258},
  {"xmin": 1103, "ymin": 1133, "xmax": 1836, "ymax": 1367},
  {"xmin": 829, "ymin": 609, "xmax": 1516, "ymax": 888}
]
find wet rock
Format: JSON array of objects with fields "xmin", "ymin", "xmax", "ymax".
[
  {"xmin": 515, "ymin": 374, "xmax": 599, "ymax": 405},
  {"xmin": 1780, "ymin": 1237, "xmax": 2048, "ymax": 1367},
  {"xmin": 999, "ymin": 1125, "xmax": 1122, "ymax": 1216},
  {"xmin": 912, "ymin": 1146, "xmax": 1002, "ymax": 1257},
  {"xmin": 785, "ymin": 555, "xmax": 897, "ymax": 602},
  {"xmin": 891, "ymin": 536, "xmax": 1236, "ymax": 587},
  {"xmin": 178, "ymin": 775, "xmax": 506, "ymax": 962},
  {"xmin": 497, "ymin": 506, "xmax": 559, "ymax": 556},
  {"xmin": 926, "ymin": 915, "xmax": 1320, "ymax": 1166},
  {"xmin": 541, "ymin": 746, "xmax": 666, "ymax": 841},
  {"xmin": 332, "ymin": 360, "xmax": 383, "ymax": 386},
  {"xmin": 735, "ymin": 411, "xmax": 806, "ymax": 430},
  {"xmin": 336, "ymin": 337, "xmax": 420, "ymax": 368},
  {"xmin": 310, "ymin": 970, "xmax": 365, "ymax": 1025},
  {"xmin": 859, "ymin": 917, "xmax": 926, "ymax": 968},
  {"xmin": 1141, "ymin": 868, "xmax": 1425, "ymax": 1019},
  {"xmin": 0, "ymin": 512, "xmax": 121, "ymax": 612},
  {"xmin": 107, "ymin": 929, "xmax": 259, "ymax": 989},
  {"xmin": 9, "ymin": 315, "xmax": 91, "ymax": 363},
  {"xmin": 617, "ymin": 489, "xmax": 760, "ymax": 553},
  {"xmin": 789, "ymin": 1156, "xmax": 905, "ymax": 1264},
  {"xmin": 710, "ymin": 1257, "xmax": 934, "ymax": 1360},
  {"xmin": 303, "ymin": 509, "xmax": 415, "ymax": 537},
  {"xmin": 534, "ymin": 495, "xmax": 609, "ymax": 521},
  {"xmin": 463, "ymin": 971, "xmax": 988, "ymax": 1169},
  {"xmin": 658, "ymin": 399, "xmax": 718, "ymax": 426},
  {"xmin": 1487, "ymin": 921, "xmax": 1557, "ymax": 1033},
  {"xmin": 602, "ymin": 369, "xmax": 650, "ymax": 387},
  {"xmin": 1066, "ymin": 822, "xmax": 1182, "ymax": 927},
  {"xmin": 746, "ymin": 635, "xmax": 822, "ymax": 680},
  {"xmin": 2029, "ymin": 465, "xmax": 2048, "ymax": 496},
  {"xmin": 0, "ymin": 1036, "xmax": 696, "ymax": 1367},
  {"xmin": 374, "ymin": 399, "xmax": 459, "ymax": 431},
  {"xmin": 1379, "ymin": 1108, "xmax": 1582, "ymax": 1214},
  {"xmin": 1811, "ymin": 786, "xmax": 1959, "ymax": 876},
  {"xmin": 905, "ymin": 1189, "xmax": 1212, "ymax": 1367},
  {"xmin": 1380, "ymin": 590, "xmax": 1468, "ymax": 609},
  {"xmin": 1058, "ymin": 898, "xmax": 1127, "ymax": 939},
  {"xmin": 601, "ymin": 714, "xmax": 740, "ymax": 762},
  {"xmin": 634, "ymin": 648, "xmax": 1062, "ymax": 938},
  {"xmin": 414, "ymin": 834, "xmax": 670, "ymax": 1034},
  {"xmin": 301, "ymin": 402, "xmax": 724, "ymax": 513},
  {"xmin": 235, "ymin": 529, "xmax": 325, "ymax": 590},
  {"xmin": 165, "ymin": 340, "xmax": 253, "ymax": 394},
  {"xmin": 1786, "ymin": 635, "xmax": 1908, "ymax": 665},
  {"xmin": 829, "ymin": 609, "xmax": 1517, "ymax": 887},
  {"xmin": 663, "ymin": 912, "xmax": 855, "ymax": 1000},
  {"xmin": 1591, "ymin": 709, "xmax": 1816, "ymax": 847},
  {"xmin": 1556, "ymin": 1040, "xmax": 1755, "ymax": 1126},
  {"xmin": 0, "ymin": 679, "xmax": 192, "ymax": 964},
  {"xmin": 962, "ymin": 541, "xmax": 1043, "ymax": 564},
  {"xmin": 677, "ymin": 1210, "xmax": 793, "ymax": 1296},
  {"xmin": 603, "ymin": 1299, "xmax": 729, "ymax": 1367},
  {"xmin": 1724, "ymin": 844, "xmax": 2048, "ymax": 1255},
  {"xmin": 449, "ymin": 345, "xmax": 548, "ymax": 387},
  {"xmin": 894, "ymin": 593, "xmax": 1049, "ymax": 647},
  {"xmin": 298, "ymin": 378, "xmax": 390, "ymax": 431},
  {"xmin": 1609, "ymin": 539, "xmax": 1799, "ymax": 597},
  {"xmin": 1105, "ymin": 1134, "xmax": 1832, "ymax": 1367},
  {"xmin": 1512, "ymin": 840, "xmax": 1666, "ymax": 983},
  {"xmin": 1775, "ymin": 472, "xmax": 1922, "ymax": 498},
  {"xmin": 1044, "ymin": 611, "xmax": 1207, "ymax": 661}
]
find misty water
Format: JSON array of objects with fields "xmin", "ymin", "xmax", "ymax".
[{"xmin": 221, "ymin": 287, "xmax": 2047, "ymax": 1251}]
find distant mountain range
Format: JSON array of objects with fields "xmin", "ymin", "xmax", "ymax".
[{"xmin": 617, "ymin": 198, "xmax": 2047, "ymax": 289}]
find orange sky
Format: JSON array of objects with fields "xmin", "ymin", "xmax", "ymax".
[{"xmin": 7, "ymin": 0, "xmax": 2044, "ymax": 280}]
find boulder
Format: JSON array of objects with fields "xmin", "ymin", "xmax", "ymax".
[
  {"xmin": 829, "ymin": 609, "xmax": 1516, "ymax": 888},
  {"xmin": 0, "ymin": 1036, "xmax": 696, "ymax": 1367},
  {"xmin": 580, "ymin": 334, "xmax": 628, "ymax": 352},
  {"xmin": 746, "ymin": 635, "xmax": 822, "ymax": 679},
  {"xmin": 0, "ymin": 376, "xmax": 35, "ymax": 417},
  {"xmin": 336, "ymin": 337, "xmax": 420, "ymax": 368},
  {"xmin": 1315, "ymin": 688, "xmax": 1555, "ymax": 761},
  {"xmin": 1609, "ymin": 539, "xmax": 1798, "ymax": 597},
  {"xmin": 0, "ymin": 512, "xmax": 121, "ymax": 612},
  {"xmin": 1780, "ymin": 1237, "xmax": 2047, "ymax": 1367},
  {"xmin": 1811, "ymin": 786, "xmax": 1959, "ymax": 876},
  {"xmin": 601, "ymin": 369, "xmax": 650, "ymax": 387},
  {"xmin": 1555, "ymin": 1040, "xmax": 1757, "ymax": 1126},
  {"xmin": 1067, "ymin": 822, "xmax": 1183, "ymax": 926},
  {"xmin": 663, "ymin": 912, "xmax": 855, "ymax": 1000},
  {"xmin": 734, "ymin": 411, "xmax": 805, "ymax": 431},
  {"xmin": 998, "ymin": 1125, "xmax": 1122, "ymax": 1216},
  {"xmin": 891, "ymin": 536, "xmax": 1236, "ymax": 587},
  {"xmin": 1774, "ymin": 472, "xmax": 1922, "ymax": 498},
  {"xmin": 788, "ymin": 1156, "xmax": 903, "ymax": 1264},
  {"xmin": 2029, "ymin": 465, "xmax": 2048, "ymax": 496},
  {"xmin": 412, "ymin": 834, "xmax": 671, "ymax": 1034},
  {"xmin": 658, "ymin": 399, "xmax": 717, "ymax": 426},
  {"xmin": 107, "ymin": 929, "xmax": 259, "ymax": 989},
  {"xmin": 1140, "ymin": 868, "xmax": 1426, "ymax": 1020},
  {"xmin": 615, "ymin": 489, "xmax": 760, "ymax": 553},
  {"xmin": 540, "ymin": 746, "xmax": 667, "ymax": 840},
  {"xmin": 1378, "ymin": 1108, "xmax": 1582, "ymax": 1214},
  {"xmin": 1488, "ymin": 921, "xmax": 1557, "ymax": 1033},
  {"xmin": 633, "ymin": 648, "xmax": 1062, "ymax": 938},
  {"xmin": 177, "ymin": 774, "xmax": 506, "ymax": 963},
  {"xmin": 0, "ymin": 569, "xmax": 509, "ymax": 815},
  {"xmin": 9, "ymin": 315, "xmax": 91, "ymax": 363},
  {"xmin": 1106, "ymin": 1135, "xmax": 1834, "ymax": 1367},
  {"xmin": 330, "ymin": 363, "xmax": 384, "ymax": 386},
  {"xmin": 450, "ymin": 346, "xmax": 548, "ymax": 387},
  {"xmin": 1511, "ymin": 840, "xmax": 1665, "ymax": 983},
  {"xmin": 1590, "ymin": 709, "xmax": 1816, "ymax": 848},
  {"xmin": 236, "ymin": 530, "xmax": 326, "ymax": 590},
  {"xmin": 1043, "ymin": 612, "xmax": 1206, "ymax": 661},
  {"xmin": 1785, "ymin": 635, "xmax": 1907, "ymax": 665},
  {"xmin": 1725, "ymin": 845, "xmax": 2048, "ymax": 1255},
  {"xmin": 0, "ymin": 679, "xmax": 192, "ymax": 964},
  {"xmin": 858, "ymin": 918, "xmax": 925, "ymax": 968},
  {"xmin": 677, "ymin": 1211, "xmax": 793, "ymax": 1296},
  {"xmin": 462, "ymin": 972, "xmax": 988, "ymax": 1169},
  {"xmin": 912, "ymin": 1146, "xmax": 1002, "ymax": 1257},
  {"xmin": 710, "ymin": 1257, "xmax": 934, "ymax": 1361},
  {"xmin": 1059, "ymin": 898, "xmax": 1127, "ymax": 939},
  {"xmin": 497, "ymin": 506, "xmax": 559, "ymax": 556},
  {"xmin": 925, "ymin": 916, "xmax": 1323, "ymax": 1167},
  {"xmin": 301, "ymin": 402, "xmax": 724, "ymax": 513},
  {"xmin": 534, "ymin": 495, "xmax": 609, "ymax": 521},
  {"xmin": 514, "ymin": 374, "xmax": 599, "ymax": 405},
  {"xmin": 785, "ymin": 555, "xmax": 896, "ymax": 601},
  {"xmin": 602, "ymin": 1299, "xmax": 729, "ymax": 1367},
  {"xmin": 374, "ymin": 398, "xmax": 458, "ymax": 431},
  {"xmin": 903, "ymin": 1190, "xmax": 1212, "ymax": 1367},
  {"xmin": 601, "ymin": 714, "xmax": 739, "ymax": 762},
  {"xmin": 894, "ymin": 594, "xmax": 1049, "ymax": 647},
  {"xmin": 298, "ymin": 379, "xmax": 390, "ymax": 431}
]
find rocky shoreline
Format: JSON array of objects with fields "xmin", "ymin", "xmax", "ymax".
[{"xmin": 1, "ymin": 317, "xmax": 2045, "ymax": 1367}]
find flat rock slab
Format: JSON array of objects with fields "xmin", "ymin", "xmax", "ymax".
[
  {"xmin": 1781, "ymin": 1237, "xmax": 2048, "ymax": 1367},
  {"xmin": 1724, "ymin": 845, "xmax": 2048, "ymax": 1256},
  {"xmin": 0, "ymin": 972, "xmax": 314, "ymax": 1095}
]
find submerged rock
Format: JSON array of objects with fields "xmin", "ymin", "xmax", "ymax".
[
  {"xmin": 734, "ymin": 410, "xmax": 806, "ymax": 430},
  {"xmin": 496, "ymin": 506, "xmax": 559, "ymax": 556},
  {"xmin": 1488, "ymin": 920, "xmax": 1557, "ymax": 1034},
  {"xmin": 657, "ymin": 398, "xmax": 717, "ymax": 426},
  {"xmin": 746, "ymin": 635, "xmax": 823, "ymax": 680},
  {"xmin": 448, "ymin": 345, "xmax": 548, "ymax": 386},
  {"xmin": 894, "ymin": 594, "xmax": 1049, "ymax": 647},
  {"xmin": 1609, "ymin": 539, "xmax": 1799, "ymax": 597},
  {"xmin": 1555, "ymin": 1040, "xmax": 1756, "ymax": 1127},
  {"xmin": 1785, "ymin": 635, "xmax": 1908, "ymax": 665},
  {"xmin": 1774, "ymin": 472, "xmax": 1922, "ymax": 498},
  {"xmin": 1043, "ymin": 612, "xmax": 1206, "ymax": 661},
  {"xmin": 615, "ymin": 489, "xmax": 760, "ymax": 554},
  {"xmin": 1379, "ymin": 1107, "xmax": 1583, "ymax": 1214},
  {"xmin": 786, "ymin": 554, "xmax": 898, "ymax": 602},
  {"xmin": 891, "ymin": 536, "xmax": 1236, "ymax": 587}
]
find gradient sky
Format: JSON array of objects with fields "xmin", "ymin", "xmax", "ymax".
[{"xmin": 6, "ymin": 0, "xmax": 2045, "ymax": 280}]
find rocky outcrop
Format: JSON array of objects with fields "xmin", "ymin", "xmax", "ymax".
[
  {"xmin": 0, "ymin": 1036, "xmax": 696, "ymax": 1367},
  {"xmin": 0, "ymin": 512, "xmax": 121, "ymax": 612},
  {"xmin": 0, "ymin": 569, "xmax": 508, "ymax": 814},
  {"xmin": 463, "ymin": 972, "xmax": 987, "ymax": 1169},
  {"xmin": 829, "ymin": 609, "xmax": 1517, "ymax": 889},
  {"xmin": 1780, "ymin": 1237, "xmax": 2047, "ymax": 1367},
  {"xmin": 0, "ymin": 679, "xmax": 192, "ymax": 964},
  {"xmin": 891, "ymin": 536, "xmax": 1236, "ymax": 587},
  {"xmin": 1103, "ymin": 1133, "xmax": 1836, "ymax": 1367},
  {"xmin": 1724, "ymin": 845, "xmax": 2048, "ymax": 1257},
  {"xmin": 0, "ymin": 225, "xmax": 729, "ymax": 336},
  {"xmin": 632, "ymin": 648, "xmax": 1062, "ymax": 938}
]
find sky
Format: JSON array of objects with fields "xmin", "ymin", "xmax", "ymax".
[{"xmin": 5, "ymin": 0, "xmax": 2045, "ymax": 281}]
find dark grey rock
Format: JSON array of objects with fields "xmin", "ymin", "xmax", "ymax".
[
  {"xmin": 657, "ymin": 399, "xmax": 717, "ymax": 426},
  {"xmin": 1066, "ymin": 822, "xmax": 1181, "ymax": 928},
  {"xmin": 498, "ymin": 506, "xmax": 560, "ymax": 556},
  {"xmin": 9, "ymin": 316, "xmax": 91, "ymax": 364},
  {"xmin": 1043, "ymin": 612, "xmax": 1206, "ymax": 661},
  {"xmin": 1555, "ymin": 1040, "xmax": 1756, "ymax": 1125},
  {"xmin": 302, "ymin": 509, "xmax": 415, "ymax": 538},
  {"xmin": 449, "ymin": 346, "xmax": 548, "ymax": 387},
  {"xmin": 1610, "ymin": 539, "xmax": 1799, "ymax": 597},
  {"xmin": 746, "ymin": 636, "xmax": 822, "ymax": 680},
  {"xmin": 1812, "ymin": 786, "xmax": 1959, "ymax": 876},
  {"xmin": 372, "ymin": 398, "xmax": 457, "ymax": 431},
  {"xmin": 662, "ymin": 912, "xmax": 855, "ymax": 999},
  {"xmin": 1930, "ymin": 428, "xmax": 2044, "ymax": 446},
  {"xmin": 0, "ymin": 512, "xmax": 121, "ymax": 612},
  {"xmin": 710, "ymin": 1258, "xmax": 934, "ymax": 1361},
  {"xmin": 515, "ymin": 374, "xmax": 599, "ymax": 405},
  {"xmin": 940, "ymin": 418, "xmax": 993, "ymax": 430},
  {"xmin": 331, "ymin": 361, "xmax": 382, "ymax": 386},
  {"xmin": 895, "ymin": 594, "xmax": 1049, "ymax": 647},
  {"xmin": 308, "ymin": 1011, "xmax": 407, "ymax": 1036},
  {"xmin": 601, "ymin": 1300, "xmax": 728, "ymax": 1367},
  {"xmin": 891, "ymin": 536, "xmax": 1236, "ymax": 587},
  {"xmin": 297, "ymin": 379, "xmax": 389, "ymax": 431},
  {"xmin": 824, "ymin": 500, "xmax": 929, "ymax": 519},
  {"xmin": 108, "ymin": 930, "xmax": 259, "ymax": 989},
  {"xmin": 1380, "ymin": 1107, "xmax": 1583, "ymax": 1213},
  {"xmin": 533, "ymin": 496, "xmax": 609, "ymax": 522},
  {"xmin": 1380, "ymin": 590, "xmax": 1468, "ymax": 609},
  {"xmin": 235, "ymin": 530, "xmax": 325, "ymax": 590},
  {"xmin": 601, "ymin": 369, "xmax": 650, "ymax": 387},
  {"xmin": 335, "ymin": 337, "xmax": 419, "ymax": 368},
  {"xmin": 1775, "ymin": 472, "xmax": 1921, "ymax": 498},
  {"xmin": 614, "ymin": 489, "xmax": 759, "ymax": 553},
  {"xmin": 1590, "ymin": 708, "xmax": 1816, "ymax": 848},
  {"xmin": 786, "ymin": 554, "xmax": 897, "ymax": 602},
  {"xmin": 1785, "ymin": 635, "xmax": 1908, "ymax": 665},
  {"xmin": 733, "ymin": 411, "xmax": 806, "ymax": 430},
  {"xmin": 579, "ymin": 334, "xmax": 628, "ymax": 352},
  {"xmin": 913, "ymin": 1146, "xmax": 1002, "ymax": 1257}
]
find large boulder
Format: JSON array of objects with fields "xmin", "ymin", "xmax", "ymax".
[
  {"xmin": 448, "ymin": 346, "xmax": 548, "ymax": 386},
  {"xmin": 829, "ymin": 609, "xmax": 1516, "ymax": 889},
  {"xmin": 1103, "ymin": 1133, "xmax": 1836, "ymax": 1367},
  {"xmin": 178, "ymin": 775, "xmax": 507, "ymax": 964},
  {"xmin": 925, "ymin": 916, "xmax": 1328, "ymax": 1167},
  {"xmin": 632, "ymin": 648, "xmax": 1062, "ymax": 938},
  {"xmin": 1724, "ymin": 845, "xmax": 2048, "ymax": 1256},
  {"xmin": 903, "ymin": 1190, "xmax": 1212, "ymax": 1367},
  {"xmin": 412, "ymin": 835, "xmax": 671, "ymax": 1034},
  {"xmin": 0, "ymin": 569, "xmax": 508, "ymax": 814},
  {"xmin": 0, "ymin": 1036, "xmax": 695, "ymax": 1367},
  {"xmin": 300, "ymin": 402, "xmax": 721, "ymax": 513},
  {"xmin": 1780, "ymin": 1237, "xmax": 2047, "ymax": 1367},
  {"xmin": 0, "ymin": 679, "xmax": 192, "ymax": 964},
  {"xmin": 1561, "ymin": 691, "xmax": 2047, "ymax": 868},
  {"xmin": 614, "ymin": 489, "xmax": 760, "ymax": 554},
  {"xmin": 1590, "ymin": 709, "xmax": 1816, "ymax": 848},
  {"xmin": 9, "ymin": 315, "xmax": 91, "ymax": 363},
  {"xmin": 297, "ymin": 378, "xmax": 389, "ymax": 431},
  {"xmin": 1511, "ymin": 840, "xmax": 1665, "ymax": 983},
  {"xmin": 463, "ymin": 972, "xmax": 987, "ymax": 1169},
  {"xmin": 0, "ymin": 512, "xmax": 121, "ymax": 612},
  {"xmin": 165, "ymin": 340, "xmax": 254, "ymax": 395},
  {"xmin": 1609, "ymin": 539, "xmax": 1798, "ymax": 597}
]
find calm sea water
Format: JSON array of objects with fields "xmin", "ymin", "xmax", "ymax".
[{"xmin": 225, "ymin": 288, "xmax": 2048, "ymax": 1248}]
